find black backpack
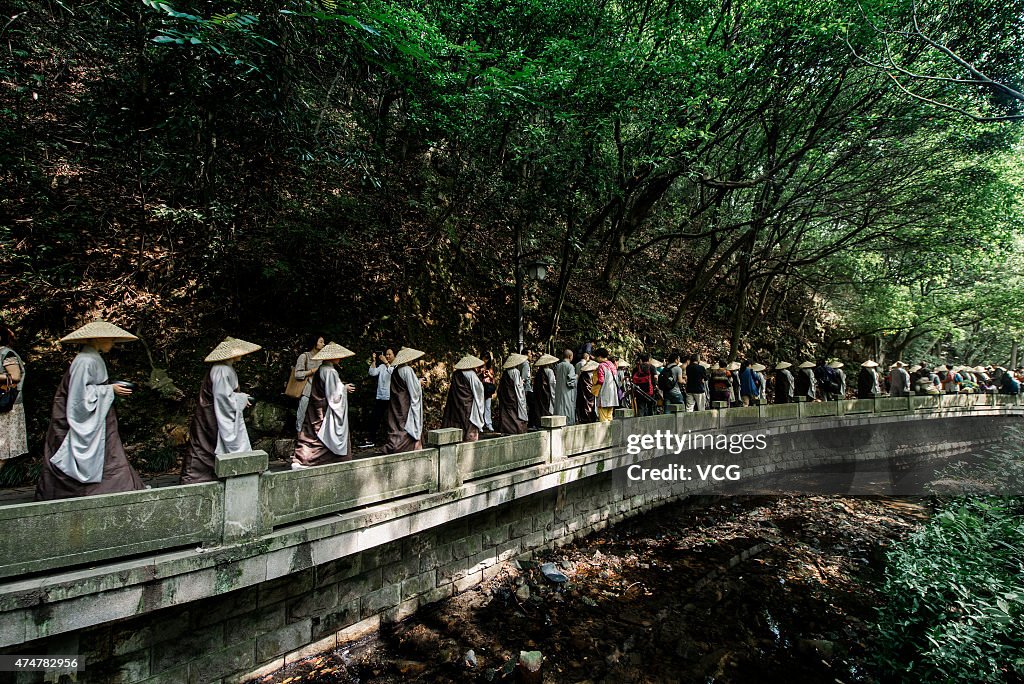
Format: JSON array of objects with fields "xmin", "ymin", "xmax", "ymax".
[{"xmin": 658, "ymin": 365, "xmax": 677, "ymax": 393}]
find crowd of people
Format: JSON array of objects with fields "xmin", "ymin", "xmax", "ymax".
[{"xmin": 1, "ymin": 319, "xmax": 1021, "ymax": 502}]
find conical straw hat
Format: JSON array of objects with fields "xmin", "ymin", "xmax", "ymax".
[
  {"xmin": 699, "ymin": 361, "xmax": 710, "ymax": 368},
  {"xmin": 454, "ymin": 354, "xmax": 485, "ymax": 371},
  {"xmin": 828, "ymin": 361, "xmax": 844, "ymax": 369},
  {"xmin": 861, "ymin": 360, "xmax": 878, "ymax": 368},
  {"xmin": 751, "ymin": 363, "xmax": 766, "ymax": 372},
  {"xmin": 60, "ymin": 321, "xmax": 138, "ymax": 344},
  {"xmin": 909, "ymin": 365, "xmax": 921, "ymax": 373},
  {"xmin": 726, "ymin": 361, "xmax": 741, "ymax": 371},
  {"xmin": 503, "ymin": 353, "xmax": 527, "ymax": 370},
  {"xmin": 581, "ymin": 360, "xmax": 599, "ymax": 372},
  {"xmin": 775, "ymin": 362, "xmax": 792, "ymax": 370},
  {"xmin": 616, "ymin": 359, "xmax": 630, "ymax": 369},
  {"xmin": 205, "ymin": 337, "xmax": 261, "ymax": 363},
  {"xmin": 392, "ymin": 347, "xmax": 424, "ymax": 367},
  {"xmin": 798, "ymin": 361, "xmax": 815, "ymax": 369},
  {"xmin": 535, "ymin": 354, "xmax": 559, "ymax": 367},
  {"xmin": 649, "ymin": 358, "xmax": 663, "ymax": 369},
  {"xmin": 313, "ymin": 342, "xmax": 355, "ymax": 361}
]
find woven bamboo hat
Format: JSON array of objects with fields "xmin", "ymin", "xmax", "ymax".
[
  {"xmin": 726, "ymin": 361, "xmax": 741, "ymax": 371},
  {"xmin": 828, "ymin": 361, "xmax": 844, "ymax": 369},
  {"xmin": 861, "ymin": 360, "xmax": 879, "ymax": 368},
  {"xmin": 751, "ymin": 363, "xmax": 767, "ymax": 372},
  {"xmin": 313, "ymin": 342, "xmax": 355, "ymax": 361},
  {"xmin": 616, "ymin": 359, "xmax": 630, "ymax": 369},
  {"xmin": 503, "ymin": 353, "xmax": 527, "ymax": 370},
  {"xmin": 973, "ymin": 365, "xmax": 986, "ymax": 373},
  {"xmin": 393, "ymin": 347, "xmax": 425, "ymax": 367},
  {"xmin": 454, "ymin": 354, "xmax": 485, "ymax": 371},
  {"xmin": 798, "ymin": 361, "xmax": 815, "ymax": 369},
  {"xmin": 60, "ymin": 321, "xmax": 138, "ymax": 344},
  {"xmin": 205, "ymin": 337, "xmax": 261, "ymax": 363},
  {"xmin": 649, "ymin": 358, "xmax": 663, "ymax": 369},
  {"xmin": 535, "ymin": 354, "xmax": 559, "ymax": 367},
  {"xmin": 909, "ymin": 365, "xmax": 922, "ymax": 373},
  {"xmin": 582, "ymin": 360, "xmax": 599, "ymax": 372},
  {"xmin": 775, "ymin": 362, "xmax": 792, "ymax": 370},
  {"xmin": 699, "ymin": 361, "xmax": 710, "ymax": 369}
]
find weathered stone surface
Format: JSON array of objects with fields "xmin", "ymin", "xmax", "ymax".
[
  {"xmin": 215, "ymin": 450, "xmax": 269, "ymax": 478},
  {"xmin": 426, "ymin": 428, "xmax": 463, "ymax": 446},
  {"xmin": 256, "ymin": 619, "xmax": 312, "ymax": 661}
]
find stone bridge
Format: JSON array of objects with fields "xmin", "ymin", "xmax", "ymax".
[{"xmin": 0, "ymin": 394, "xmax": 1020, "ymax": 684}]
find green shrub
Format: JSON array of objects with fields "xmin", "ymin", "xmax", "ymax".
[{"xmin": 874, "ymin": 498, "xmax": 1024, "ymax": 683}]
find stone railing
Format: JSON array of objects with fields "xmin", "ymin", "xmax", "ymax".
[{"xmin": 0, "ymin": 392, "xmax": 1019, "ymax": 581}]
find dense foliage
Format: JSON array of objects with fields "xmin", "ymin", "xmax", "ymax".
[
  {"xmin": 1, "ymin": 0, "xmax": 1023, "ymax": 472},
  {"xmin": 875, "ymin": 497, "xmax": 1024, "ymax": 682}
]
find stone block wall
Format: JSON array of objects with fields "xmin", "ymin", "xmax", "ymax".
[{"xmin": 0, "ymin": 413, "xmax": 1013, "ymax": 684}]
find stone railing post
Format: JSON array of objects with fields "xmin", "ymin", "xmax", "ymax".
[
  {"xmin": 907, "ymin": 391, "xmax": 915, "ymax": 413},
  {"xmin": 795, "ymin": 396, "xmax": 806, "ymax": 420},
  {"xmin": 215, "ymin": 450, "xmax": 269, "ymax": 544},
  {"xmin": 541, "ymin": 415, "xmax": 566, "ymax": 462},
  {"xmin": 613, "ymin": 408, "xmax": 634, "ymax": 449},
  {"xmin": 836, "ymin": 398, "xmax": 845, "ymax": 417},
  {"xmin": 427, "ymin": 428, "xmax": 463, "ymax": 491}
]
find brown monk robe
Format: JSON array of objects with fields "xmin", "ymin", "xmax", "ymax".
[
  {"xmin": 382, "ymin": 365, "xmax": 423, "ymax": 454},
  {"xmin": 576, "ymin": 364, "xmax": 596, "ymax": 424},
  {"xmin": 293, "ymin": 364, "xmax": 352, "ymax": 467},
  {"xmin": 496, "ymin": 367, "xmax": 528, "ymax": 435},
  {"xmin": 533, "ymin": 367, "xmax": 555, "ymax": 419},
  {"xmin": 441, "ymin": 369, "xmax": 485, "ymax": 442},
  {"xmin": 35, "ymin": 353, "xmax": 145, "ymax": 500}
]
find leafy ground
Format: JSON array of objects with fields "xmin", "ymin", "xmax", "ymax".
[{"xmin": 253, "ymin": 495, "xmax": 929, "ymax": 684}]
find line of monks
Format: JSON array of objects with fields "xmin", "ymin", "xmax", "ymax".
[{"xmin": 30, "ymin": 320, "xmax": 1019, "ymax": 501}]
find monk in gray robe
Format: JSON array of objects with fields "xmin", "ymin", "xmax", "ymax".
[
  {"xmin": 383, "ymin": 347, "xmax": 424, "ymax": 454},
  {"xmin": 552, "ymin": 350, "xmax": 577, "ymax": 425},
  {"xmin": 442, "ymin": 355, "xmax": 486, "ymax": 442},
  {"xmin": 293, "ymin": 343, "xmax": 356, "ymax": 468},
  {"xmin": 181, "ymin": 337, "xmax": 259, "ymax": 484},
  {"xmin": 576, "ymin": 360, "xmax": 597, "ymax": 424},
  {"xmin": 35, "ymin": 322, "xmax": 146, "ymax": 500},
  {"xmin": 496, "ymin": 354, "xmax": 528, "ymax": 435}
]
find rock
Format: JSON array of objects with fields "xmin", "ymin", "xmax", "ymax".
[
  {"xmin": 396, "ymin": 660, "xmax": 427, "ymax": 674},
  {"xmin": 559, "ymin": 559, "xmax": 573, "ymax": 570},
  {"xmin": 518, "ymin": 651, "xmax": 542, "ymax": 682},
  {"xmin": 581, "ymin": 596, "xmax": 597, "ymax": 607},
  {"xmin": 250, "ymin": 401, "xmax": 289, "ymax": 433},
  {"xmin": 516, "ymin": 584, "xmax": 531, "ymax": 601},
  {"xmin": 464, "ymin": 649, "xmax": 477, "ymax": 668},
  {"xmin": 273, "ymin": 438, "xmax": 295, "ymax": 460}
]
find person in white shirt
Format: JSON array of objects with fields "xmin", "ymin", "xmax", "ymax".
[{"xmin": 363, "ymin": 347, "xmax": 395, "ymax": 447}]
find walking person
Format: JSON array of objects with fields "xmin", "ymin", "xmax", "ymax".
[
  {"xmin": 857, "ymin": 360, "xmax": 881, "ymax": 399},
  {"xmin": 383, "ymin": 347, "xmax": 425, "ymax": 454},
  {"xmin": 739, "ymin": 360, "xmax": 761, "ymax": 406},
  {"xmin": 291, "ymin": 335, "xmax": 324, "ymax": 434},
  {"xmin": 593, "ymin": 348, "xmax": 620, "ymax": 422},
  {"xmin": 496, "ymin": 353, "xmax": 529, "ymax": 435},
  {"xmin": 479, "ymin": 351, "xmax": 497, "ymax": 432},
  {"xmin": 795, "ymin": 361, "xmax": 817, "ymax": 402},
  {"xmin": 442, "ymin": 355, "xmax": 487, "ymax": 442},
  {"xmin": 829, "ymin": 361, "xmax": 847, "ymax": 398},
  {"xmin": 660, "ymin": 354, "xmax": 685, "ymax": 407},
  {"xmin": 552, "ymin": 350, "xmax": 578, "ymax": 425},
  {"xmin": 0, "ymin": 321, "xmax": 28, "ymax": 461},
  {"xmin": 710, "ymin": 361, "xmax": 732, "ymax": 405},
  {"xmin": 889, "ymin": 361, "xmax": 911, "ymax": 397},
  {"xmin": 631, "ymin": 354, "xmax": 657, "ymax": 417},
  {"xmin": 774, "ymin": 362, "xmax": 794, "ymax": 404},
  {"xmin": 519, "ymin": 349, "xmax": 539, "ymax": 430},
  {"xmin": 727, "ymin": 361, "xmax": 742, "ymax": 406},
  {"xmin": 576, "ymin": 359, "xmax": 598, "ymax": 424},
  {"xmin": 684, "ymin": 354, "xmax": 708, "ymax": 411},
  {"xmin": 292, "ymin": 343, "xmax": 357, "ymax": 468},
  {"xmin": 35, "ymin": 321, "xmax": 146, "ymax": 500},
  {"xmin": 363, "ymin": 347, "xmax": 395, "ymax": 448},
  {"xmin": 181, "ymin": 337, "xmax": 260, "ymax": 484},
  {"xmin": 533, "ymin": 353, "xmax": 559, "ymax": 421}
]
